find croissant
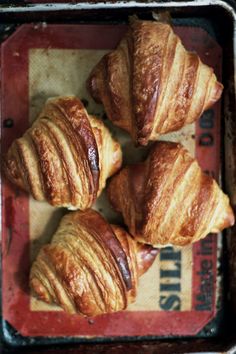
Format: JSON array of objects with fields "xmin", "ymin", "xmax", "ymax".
[
  {"xmin": 3, "ymin": 96, "xmax": 122, "ymax": 209},
  {"xmin": 108, "ymin": 141, "xmax": 235, "ymax": 247},
  {"xmin": 87, "ymin": 20, "xmax": 223, "ymax": 145},
  {"xmin": 30, "ymin": 209, "xmax": 158, "ymax": 316}
]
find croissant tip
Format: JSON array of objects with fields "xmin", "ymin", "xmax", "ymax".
[
  {"xmin": 30, "ymin": 276, "xmax": 52, "ymax": 304},
  {"xmin": 214, "ymin": 81, "xmax": 224, "ymax": 101},
  {"xmin": 205, "ymin": 80, "xmax": 223, "ymax": 111},
  {"xmin": 227, "ymin": 205, "xmax": 235, "ymax": 228},
  {"xmin": 136, "ymin": 243, "xmax": 159, "ymax": 276},
  {"xmin": 86, "ymin": 65, "xmax": 103, "ymax": 104},
  {"xmin": 2, "ymin": 151, "xmax": 24, "ymax": 189},
  {"xmin": 152, "ymin": 11, "xmax": 172, "ymax": 25}
]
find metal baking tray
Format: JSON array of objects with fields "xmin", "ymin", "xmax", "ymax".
[{"xmin": 0, "ymin": 1, "xmax": 236, "ymax": 353}]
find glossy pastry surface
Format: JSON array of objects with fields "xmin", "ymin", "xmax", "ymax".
[
  {"xmin": 88, "ymin": 20, "xmax": 223, "ymax": 145},
  {"xmin": 30, "ymin": 209, "xmax": 158, "ymax": 315},
  {"xmin": 3, "ymin": 96, "xmax": 122, "ymax": 209},
  {"xmin": 108, "ymin": 141, "xmax": 234, "ymax": 246}
]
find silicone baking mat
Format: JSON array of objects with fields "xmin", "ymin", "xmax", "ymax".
[{"xmin": 1, "ymin": 23, "xmax": 222, "ymax": 339}]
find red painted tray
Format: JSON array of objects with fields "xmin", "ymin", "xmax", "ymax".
[{"xmin": 1, "ymin": 23, "xmax": 222, "ymax": 340}]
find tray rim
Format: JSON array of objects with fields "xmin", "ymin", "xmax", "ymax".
[
  {"xmin": 0, "ymin": 0, "xmax": 236, "ymax": 352},
  {"xmin": 0, "ymin": 0, "xmax": 235, "ymax": 15}
]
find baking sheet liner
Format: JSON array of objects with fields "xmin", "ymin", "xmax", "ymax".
[{"xmin": 1, "ymin": 23, "xmax": 222, "ymax": 338}]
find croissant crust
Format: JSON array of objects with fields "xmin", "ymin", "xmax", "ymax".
[
  {"xmin": 88, "ymin": 20, "xmax": 223, "ymax": 145},
  {"xmin": 3, "ymin": 96, "xmax": 122, "ymax": 209},
  {"xmin": 108, "ymin": 141, "xmax": 235, "ymax": 246},
  {"xmin": 30, "ymin": 209, "xmax": 158, "ymax": 316}
]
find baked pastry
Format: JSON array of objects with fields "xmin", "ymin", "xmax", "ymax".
[
  {"xmin": 108, "ymin": 141, "xmax": 235, "ymax": 246},
  {"xmin": 30, "ymin": 209, "xmax": 158, "ymax": 316},
  {"xmin": 3, "ymin": 96, "xmax": 122, "ymax": 209},
  {"xmin": 87, "ymin": 20, "xmax": 223, "ymax": 145}
]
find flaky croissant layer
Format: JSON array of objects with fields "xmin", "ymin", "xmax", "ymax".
[
  {"xmin": 3, "ymin": 96, "xmax": 122, "ymax": 209},
  {"xmin": 108, "ymin": 141, "xmax": 235, "ymax": 246},
  {"xmin": 30, "ymin": 209, "xmax": 158, "ymax": 316},
  {"xmin": 88, "ymin": 20, "xmax": 223, "ymax": 145}
]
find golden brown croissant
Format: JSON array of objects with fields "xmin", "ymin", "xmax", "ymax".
[
  {"xmin": 3, "ymin": 96, "xmax": 122, "ymax": 209},
  {"xmin": 108, "ymin": 141, "xmax": 235, "ymax": 246},
  {"xmin": 30, "ymin": 209, "xmax": 158, "ymax": 316},
  {"xmin": 87, "ymin": 20, "xmax": 223, "ymax": 145}
]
